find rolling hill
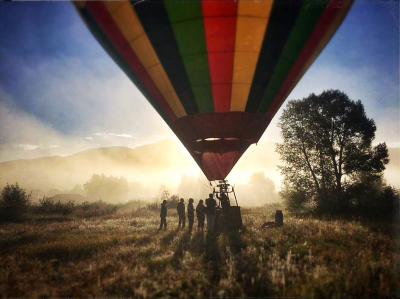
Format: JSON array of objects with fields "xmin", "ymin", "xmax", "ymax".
[{"xmin": 0, "ymin": 139, "xmax": 398, "ymax": 197}]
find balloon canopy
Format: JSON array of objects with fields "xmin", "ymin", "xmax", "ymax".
[{"xmin": 74, "ymin": 0, "xmax": 353, "ymax": 181}]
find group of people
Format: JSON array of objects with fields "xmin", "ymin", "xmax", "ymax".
[{"xmin": 159, "ymin": 193, "xmax": 230, "ymax": 233}]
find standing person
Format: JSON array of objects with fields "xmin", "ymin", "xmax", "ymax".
[
  {"xmin": 177, "ymin": 198, "xmax": 186, "ymax": 229},
  {"xmin": 217, "ymin": 192, "xmax": 231, "ymax": 215},
  {"xmin": 196, "ymin": 199, "xmax": 205, "ymax": 232},
  {"xmin": 205, "ymin": 193, "xmax": 217, "ymax": 233},
  {"xmin": 187, "ymin": 198, "xmax": 195, "ymax": 234},
  {"xmin": 159, "ymin": 200, "xmax": 167, "ymax": 231}
]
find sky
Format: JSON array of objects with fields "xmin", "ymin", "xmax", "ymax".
[{"xmin": 0, "ymin": 0, "xmax": 399, "ymax": 186}]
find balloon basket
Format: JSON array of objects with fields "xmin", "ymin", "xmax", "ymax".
[
  {"xmin": 214, "ymin": 206, "xmax": 243, "ymax": 232},
  {"xmin": 212, "ymin": 180, "xmax": 243, "ymax": 232}
]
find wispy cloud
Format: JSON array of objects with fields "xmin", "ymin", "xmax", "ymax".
[
  {"xmin": 93, "ymin": 133, "xmax": 135, "ymax": 139},
  {"xmin": 18, "ymin": 144, "xmax": 44, "ymax": 151}
]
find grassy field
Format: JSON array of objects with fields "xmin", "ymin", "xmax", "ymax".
[{"xmin": 0, "ymin": 207, "xmax": 399, "ymax": 298}]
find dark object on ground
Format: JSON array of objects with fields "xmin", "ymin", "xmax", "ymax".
[{"xmin": 275, "ymin": 210, "xmax": 284, "ymax": 226}]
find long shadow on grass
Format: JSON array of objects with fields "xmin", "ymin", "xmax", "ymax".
[
  {"xmin": 25, "ymin": 240, "xmax": 111, "ymax": 262},
  {"xmin": 203, "ymin": 232, "xmax": 222, "ymax": 285},
  {"xmin": 226, "ymin": 229, "xmax": 245, "ymax": 253},
  {"xmin": 171, "ymin": 232, "xmax": 191, "ymax": 266},
  {"xmin": 0, "ymin": 232, "xmax": 45, "ymax": 254},
  {"xmin": 160, "ymin": 230, "xmax": 179, "ymax": 246}
]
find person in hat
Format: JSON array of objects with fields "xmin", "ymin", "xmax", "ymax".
[
  {"xmin": 187, "ymin": 198, "xmax": 195, "ymax": 234},
  {"xmin": 177, "ymin": 198, "xmax": 186, "ymax": 229},
  {"xmin": 217, "ymin": 192, "xmax": 231, "ymax": 215}
]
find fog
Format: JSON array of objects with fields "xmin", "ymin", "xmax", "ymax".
[{"xmin": 0, "ymin": 136, "xmax": 398, "ymax": 207}]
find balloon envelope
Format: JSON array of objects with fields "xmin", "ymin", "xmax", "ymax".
[{"xmin": 74, "ymin": 0, "xmax": 353, "ymax": 181}]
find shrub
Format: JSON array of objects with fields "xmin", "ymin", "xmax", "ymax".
[
  {"xmin": 280, "ymin": 188, "xmax": 313, "ymax": 216},
  {"xmin": 0, "ymin": 183, "xmax": 31, "ymax": 222},
  {"xmin": 74, "ymin": 200, "xmax": 117, "ymax": 218},
  {"xmin": 345, "ymin": 180, "xmax": 400, "ymax": 219}
]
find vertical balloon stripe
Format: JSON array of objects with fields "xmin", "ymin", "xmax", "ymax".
[
  {"xmin": 164, "ymin": 1, "xmax": 214, "ymax": 113},
  {"xmin": 266, "ymin": 0, "xmax": 354, "ymax": 119},
  {"xmin": 230, "ymin": 0, "xmax": 273, "ymax": 112},
  {"xmin": 74, "ymin": 3, "xmax": 174, "ymax": 123},
  {"xmin": 202, "ymin": 0, "xmax": 238, "ymax": 113},
  {"xmin": 256, "ymin": 0, "xmax": 329, "ymax": 113},
  {"xmin": 85, "ymin": 2, "xmax": 178, "ymax": 122},
  {"xmin": 131, "ymin": 1, "xmax": 199, "ymax": 115},
  {"xmin": 245, "ymin": 0, "xmax": 304, "ymax": 113},
  {"xmin": 103, "ymin": 1, "xmax": 187, "ymax": 118}
]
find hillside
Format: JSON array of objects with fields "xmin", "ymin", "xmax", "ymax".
[
  {"xmin": 0, "ymin": 139, "xmax": 398, "ymax": 196},
  {"xmin": 0, "ymin": 139, "xmax": 187, "ymax": 192}
]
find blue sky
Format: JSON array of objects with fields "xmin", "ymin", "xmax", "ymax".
[{"xmin": 0, "ymin": 0, "xmax": 399, "ymax": 166}]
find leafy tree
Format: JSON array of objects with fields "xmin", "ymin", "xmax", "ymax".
[
  {"xmin": 0, "ymin": 183, "xmax": 31, "ymax": 222},
  {"xmin": 344, "ymin": 173, "xmax": 399, "ymax": 219},
  {"xmin": 276, "ymin": 90, "xmax": 389, "ymax": 214},
  {"xmin": 83, "ymin": 174, "xmax": 129, "ymax": 202},
  {"xmin": 158, "ymin": 190, "xmax": 180, "ymax": 209},
  {"xmin": 166, "ymin": 194, "xmax": 180, "ymax": 209},
  {"xmin": 248, "ymin": 172, "xmax": 277, "ymax": 202}
]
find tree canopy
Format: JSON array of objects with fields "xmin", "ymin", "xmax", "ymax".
[
  {"xmin": 83, "ymin": 174, "xmax": 129, "ymax": 202},
  {"xmin": 276, "ymin": 90, "xmax": 391, "ymax": 214},
  {"xmin": 0, "ymin": 183, "xmax": 31, "ymax": 222}
]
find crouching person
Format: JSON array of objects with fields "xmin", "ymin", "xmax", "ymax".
[
  {"xmin": 187, "ymin": 198, "xmax": 195, "ymax": 234},
  {"xmin": 159, "ymin": 200, "xmax": 167, "ymax": 231}
]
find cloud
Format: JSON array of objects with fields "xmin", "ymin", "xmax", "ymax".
[
  {"xmin": 18, "ymin": 144, "xmax": 44, "ymax": 151},
  {"xmin": 116, "ymin": 134, "xmax": 134, "ymax": 138},
  {"xmin": 4, "ymin": 51, "xmax": 170, "ymax": 137},
  {"xmin": 0, "ymin": 48, "xmax": 172, "ymax": 161},
  {"xmin": 93, "ymin": 133, "xmax": 135, "ymax": 139},
  {"xmin": 0, "ymin": 88, "xmax": 94, "ymax": 161}
]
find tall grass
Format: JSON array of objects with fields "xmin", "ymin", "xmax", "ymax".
[{"xmin": 0, "ymin": 208, "xmax": 398, "ymax": 298}]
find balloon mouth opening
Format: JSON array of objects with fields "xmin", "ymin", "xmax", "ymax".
[
  {"xmin": 170, "ymin": 112, "xmax": 271, "ymax": 180},
  {"xmin": 197, "ymin": 137, "xmax": 242, "ymax": 142},
  {"xmin": 191, "ymin": 138, "xmax": 253, "ymax": 155}
]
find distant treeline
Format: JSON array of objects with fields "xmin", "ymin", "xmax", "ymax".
[{"xmin": 0, "ymin": 183, "xmax": 193, "ymax": 223}]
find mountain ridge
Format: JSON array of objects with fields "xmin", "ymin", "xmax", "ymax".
[{"xmin": 0, "ymin": 139, "xmax": 398, "ymax": 193}]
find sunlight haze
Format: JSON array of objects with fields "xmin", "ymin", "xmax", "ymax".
[{"xmin": 0, "ymin": 0, "xmax": 398, "ymax": 201}]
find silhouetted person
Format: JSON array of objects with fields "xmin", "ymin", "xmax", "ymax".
[
  {"xmin": 159, "ymin": 199, "xmax": 167, "ymax": 231},
  {"xmin": 196, "ymin": 199, "xmax": 205, "ymax": 232},
  {"xmin": 177, "ymin": 198, "xmax": 185, "ymax": 229},
  {"xmin": 187, "ymin": 198, "xmax": 195, "ymax": 234},
  {"xmin": 217, "ymin": 192, "xmax": 231, "ymax": 215},
  {"xmin": 205, "ymin": 193, "xmax": 217, "ymax": 233}
]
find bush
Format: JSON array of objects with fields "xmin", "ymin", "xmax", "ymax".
[
  {"xmin": 37, "ymin": 197, "xmax": 75, "ymax": 217},
  {"xmin": 0, "ymin": 183, "xmax": 31, "ymax": 222},
  {"xmin": 280, "ymin": 188, "xmax": 313, "ymax": 216},
  {"xmin": 74, "ymin": 200, "xmax": 117, "ymax": 218},
  {"xmin": 166, "ymin": 194, "xmax": 179, "ymax": 209},
  {"xmin": 345, "ymin": 180, "xmax": 400, "ymax": 219}
]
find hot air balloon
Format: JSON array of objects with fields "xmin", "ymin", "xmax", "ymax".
[{"xmin": 74, "ymin": 0, "xmax": 353, "ymax": 182}]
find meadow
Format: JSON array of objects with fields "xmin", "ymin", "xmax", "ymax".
[{"xmin": 0, "ymin": 206, "xmax": 399, "ymax": 298}]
